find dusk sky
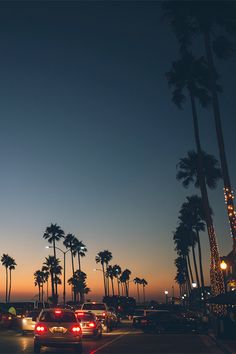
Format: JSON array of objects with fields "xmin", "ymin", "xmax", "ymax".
[{"xmin": 0, "ymin": 1, "xmax": 235, "ymax": 302}]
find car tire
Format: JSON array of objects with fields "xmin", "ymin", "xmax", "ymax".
[
  {"xmin": 34, "ymin": 343, "xmax": 41, "ymax": 354},
  {"xmin": 74, "ymin": 343, "xmax": 83, "ymax": 353}
]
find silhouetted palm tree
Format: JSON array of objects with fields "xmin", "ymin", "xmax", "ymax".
[
  {"xmin": 68, "ymin": 270, "xmax": 90, "ymax": 303},
  {"xmin": 95, "ymin": 250, "xmax": 113, "ymax": 297},
  {"xmin": 175, "ymin": 256, "xmax": 187, "ymax": 296},
  {"xmin": 42, "ymin": 266, "xmax": 49, "ymax": 302},
  {"xmin": 179, "ymin": 195, "xmax": 208, "ymax": 293},
  {"xmin": 63, "ymin": 233, "xmax": 76, "ymax": 276},
  {"xmin": 134, "ymin": 277, "xmax": 141, "ymax": 303},
  {"xmin": 120, "ymin": 269, "xmax": 131, "ymax": 297},
  {"xmin": 112, "ymin": 265, "xmax": 122, "ymax": 295},
  {"xmin": 106, "ymin": 265, "xmax": 116, "ymax": 296},
  {"xmin": 140, "ymin": 279, "xmax": 148, "ymax": 304},
  {"xmin": 1, "ymin": 254, "xmax": 11, "ymax": 302},
  {"xmin": 43, "ymin": 256, "xmax": 62, "ymax": 306},
  {"xmin": 34, "ymin": 270, "xmax": 43, "ymax": 302},
  {"xmin": 163, "ymin": 0, "xmax": 236, "ymax": 255},
  {"xmin": 8, "ymin": 257, "xmax": 16, "ymax": 302},
  {"xmin": 74, "ymin": 239, "xmax": 87, "ymax": 272},
  {"xmin": 177, "ymin": 150, "xmax": 224, "ymax": 295}
]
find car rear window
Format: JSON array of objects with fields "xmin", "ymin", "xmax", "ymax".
[
  {"xmin": 82, "ymin": 304, "xmax": 106, "ymax": 311},
  {"xmin": 39, "ymin": 311, "xmax": 77, "ymax": 323},
  {"xmin": 78, "ymin": 313, "xmax": 95, "ymax": 321}
]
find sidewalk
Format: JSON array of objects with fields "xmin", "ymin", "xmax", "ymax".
[{"xmin": 209, "ymin": 332, "xmax": 236, "ymax": 354}]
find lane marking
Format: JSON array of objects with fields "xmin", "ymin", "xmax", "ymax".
[{"xmin": 90, "ymin": 333, "xmax": 128, "ymax": 354}]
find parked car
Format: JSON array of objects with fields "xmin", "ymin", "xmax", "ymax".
[
  {"xmin": 75, "ymin": 311, "xmax": 102, "ymax": 339},
  {"xmin": 132, "ymin": 309, "xmax": 164, "ymax": 328},
  {"xmin": 21, "ymin": 310, "xmax": 40, "ymax": 334},
  {"xmin": 136, "ymin": 311, "xmax": 197, "ymax": 333},
  {"xmin": 34, "ymin": 308, "xmax": 82, "ymax": 353},
  {"xmin": 0, "ymin": 311, "xmax": 13, "ymax": 329},
  {"xmin": 81, "ymin": 302, "xmax": 114, "ymax": 332}
]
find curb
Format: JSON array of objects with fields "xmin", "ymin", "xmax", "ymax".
[{"xmin": 208, "ymin": 333, "xmax": 236, "ymax": 354}]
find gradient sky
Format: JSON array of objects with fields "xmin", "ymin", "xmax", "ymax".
[{"xmin": 0, "ymin": 1, "xmax": 235, "ymax": 302}]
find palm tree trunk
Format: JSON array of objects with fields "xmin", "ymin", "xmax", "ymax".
[
  {"xmin": 71, "ymin": 251, "xmax": 75, "ymax": 275},
  {"xmin": 47, "ymin": 280, "xmax": 49, "ymax": 302},
  {"xmin": 189, "ymin": 88, "xmax": 224, "ymax": 295},
  {"xmin": 78, "ymin": 254, "xmax": 81, "ymax": 272},
  {"xmin": 5, "ymin": 267, "xmax": 8, "ymax": 303},
  {"xmin": 204, "ymin": 30, "xmax": 236, "ymax": 250},
  {"xmin": 196, "ymin": 230, "xmax": 205, "ymax": 291},
  {"xmin": 191, "ymin": 245, "xmax": 200, "ymax": 289},
  {"xmin": 187, "ymin": 254, "xmax": 194, "ymax": 284},
  {"xmin": 42, "ymin": 283, "xmax": 44, "ymax": 304},
  {"xmin": 38, "ymin": 284, "xmax": 41, "ymax": 302},
  {"xmin": 143, "ymin": 286, "xmax": 146, "ymax": 305},
  {"xmin": 8, "ymin": 270, "xmax": 12, "ymax": 302},
  {"xmin": 184, "ymin": 256, "xmax": 191, "ymax": 295},
  {"xmin": 136, "ymin": 284, "xmax": 140, "ymax": 303},
  {"xmin": 117, "ymin": 279, "xmax": 120, "ymax": 296},
  {"xmin": 111, "ymin": 277, "xmax": 115, "ymax": 296},
  {"xmin": 101, "ymin": 263, "xmax": 107, "ymax": 297}
]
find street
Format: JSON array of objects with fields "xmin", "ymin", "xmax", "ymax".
[{"xmin": 0, "ymin": 322, "xmax": 224, "ymax": 354}]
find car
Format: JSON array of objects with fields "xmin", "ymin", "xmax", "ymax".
[
  {"xmin": 136, "ymin": 311, "xmax": 197, "ymax": 334},
  {"xmin": 132, "ymin": 309, "xmax": 162, "ymax": 328},
  {"xmin": 75, "ymin": 311, "xmax": 102, "ymax": 339},
  {"xmin": 81, "ymin": 302, "xmax": 114, "ymax": 332},
  {"xmin": 22, "ymin": 310, "xmax": 40, "ymax": 334},
  {"xmin": 0, "ymin": 311, "xmax": 13, "ymax": 329},
  {"xmin": 34, "ymin": 308, "xmax": 82, "ymax": 353}
]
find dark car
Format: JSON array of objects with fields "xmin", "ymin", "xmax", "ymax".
[
  {"xmin": 75, "ymin": 311, "xmax": 102, "ymax": 339},
  {"xmin": 0, "ymin": 311, "xmax": 13, "ymax": 329},
  {"xmin": 136, "ymin": 311, "xmax": 197, "ymax": 334}
]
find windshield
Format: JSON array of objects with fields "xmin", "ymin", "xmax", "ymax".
[
  {"xmin": 82, "ymin": 304, "xmax": 106, "ymax": 311},
  {"xmin": 39, "ymin": 311, "xmax": 77, "ymax": 323}
]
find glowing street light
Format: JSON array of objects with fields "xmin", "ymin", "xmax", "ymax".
[
  {"xmin": 220, "ymin": 260, "xmax": 227, "ymax": 270},
  {"xmin": 220, "ymin": 260, "xmax": 228, "ymax": 292},
  {"xmin": 192, "ymin": 282, "xmax": 197, "ymax": 288},
  {"xmin": 164, "ymin": 290, "xmax": 168, "ymax": 305}
]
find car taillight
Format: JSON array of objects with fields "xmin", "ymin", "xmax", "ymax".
[
  {"xmin": 88, "ymin": 322, "xmax": 95, "ymax": 328},
  {"xmin": 102, "ymin": 312, "xmax": 106, "ymax": 317},
  {"xmin": 35, "ymin": 324, "xmax": 47, "ymax": 333},
  {"xmin": 71, "ymin": 326, "xmax": 81, "ymax": 333}
]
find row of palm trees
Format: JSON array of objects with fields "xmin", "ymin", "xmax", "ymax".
[
  {"xmin": 37, "ymin": 224, "xmax": 147, "ymax": 305},
  {"xmin": 95, "ymin": 250, "xmax": 148, "ymax": 303},
  {"xmin": 1, "ymin": 254, "xmax": 17, "ymax": 303},
  {"xmin": 162, "ymin": 1, "xmax": 236, "ymax": 296}
]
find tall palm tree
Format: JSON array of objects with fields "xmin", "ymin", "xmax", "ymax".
[
  {"xmin": 43, "ymin": 256, "xmax": 62, "ymax": 306},
  {"xmin": 179, "ymin": 195, "xmax": 208, "ymax": 293},
  {"xmin": 8, "ymin": 257, "xmax": 16, "ymax": 302},
  {"xmin": 63, "ymin": 233, "xmax": 76, "ymax": 276},
  {"xmin": 166, "ymin": 49, "xmax": 224, "ymax": 295},
  {"xmin": 177, "ymin": 150, "xmax": 224, "ymax": 295},
  {"xmin": 34, "ymin": 270, "xmax": 43, "ymax": 302},
  {"xmin": 162, "ymin": 0, "xmax": 236, "ymax": 251},
  {"xmin": 43, "ymin": 223, "xmax": 64, "ymax": 298},
  {"xmin": 95, "ymin": 250, "xmax": 113, "ymax": 297},
  {"xmin": 134, "ymin": 277, "xmax": 141, "ymax": 303},
  {"xmin": 175, "ymin": 256, "xmax": 187, "ymax": 297},
  {"xmin": 140, "ymin": 279, "xmax": 148, "ymax": 305},
  {"xmin": 42, "ymin": 266, "xmax": 49, "ymax": 302},
  {"xmin": 68, "ymin": 270, "xmax": 90, "ymax": 303},
  {"xmin": 120, "ymin": 269, "xmax": 131, "ymax": 297},
  {"xmin": 74, "ymin": 239, "xmax": 87, "ymax": 272},
  {"xmin": 1, "ymin": 254, "xmax": 12, "ymax": 302},
  {"xmin": 106, "ymin": 265, "xmax": 116, "ymax": 296},
  {"xmin": 112, "ymin": 265, "xmax": 122, "ymax": 295},
  {"xmin": 173, "ymin": 225, "xmax": 192, "ymax": 294}
]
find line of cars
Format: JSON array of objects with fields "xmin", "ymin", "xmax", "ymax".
[
  {"xmin": 18, "ymin": 302, "xmax": 120, "ymax": 353},
  {"xmin": 132, "ymin": 308, "xmax": 199, "ymax": 334}
]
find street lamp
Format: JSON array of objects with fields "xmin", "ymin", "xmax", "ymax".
[
  {"xmin": 45, "ymin": 245, "xmax": 70, "ymax": 305},
  {"xmin": 192, "ymin": 282, "xmax": 197, "ymax": 288},
  {"xmin": 164, "ymin": 290, "xmax": 168, "ymax": 305},
  {"xmin": 220, "ymin": 260, "xmax": 228, "ymax": 292}
]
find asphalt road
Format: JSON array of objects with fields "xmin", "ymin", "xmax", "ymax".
[{"xmin": 0, "ymin": 322, "xmax": 224, "ymax": 354}]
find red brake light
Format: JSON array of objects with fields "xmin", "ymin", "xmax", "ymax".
[
  {"xmin": 55, "ymin": 310, "xmax": 62, "ymax": 314},
  {"xmin": 102, "ymin": 312, "xmax": 106, "ymax": 317},
  {"xmin": 35, "ymin": 324, "xmax": 46, "ymax": 333},
  {"xmin": 88, "ymin": 322, "xmax": 95, "ymax": 328},
  {"xmin": 76, "ymin": 312, "xmax": 85, "ymax": 316},
  {"xmin": 71, "ymin": 325, "xmax": 81, "ymax": 333}
]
